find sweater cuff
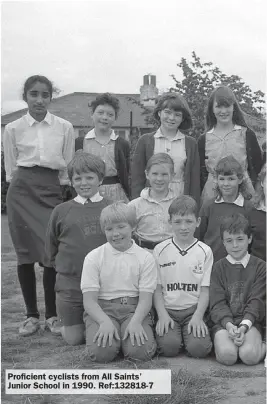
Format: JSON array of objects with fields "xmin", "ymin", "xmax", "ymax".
[
  {"xmin": 221, "ymin": 317, "xmax": 234, "ymax": 328},
  {"xmin": 242, "ymin": 313, "xmax": 255, "ymax": 325}
]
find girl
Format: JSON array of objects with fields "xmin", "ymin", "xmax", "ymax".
[
  {"xmin": 131, "ymin": 92, "xmax": 200, "ymax": 205},
  {"xmin": 250, "ymin": 164, "xmax": 266, "ymax": 261},
  {"xmin": 198, "ymin": 85, "xmax": 262, "ymax": 205},
  {"xmin": 3, "ymin": 75, "xmax": 75, "ymax": 336},
  {"xmin": 199, "ymin": 156, "xmax": 253, "ymax": 262},
  {"xmin": 128, "ymin": 153, "xmax": 176, "ymax": 251},
  {"xmin": 75, "ymin": 93, "xmax": 130, "ymax": 202}
]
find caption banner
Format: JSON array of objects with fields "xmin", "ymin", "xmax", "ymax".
[{"xmin": 6, "ymin": 369, "xmax": 171, "ymax": 395}]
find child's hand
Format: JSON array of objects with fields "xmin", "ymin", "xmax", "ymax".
[
  {"xmin": 188, "ymin": 313, "xmax": 208, "ymax": 338},
  {"xmin": 93, "ymin": 319, "xmax": 120, "ymax": 348},
  {"xmin": 123, "ymin": 321, "xmax": 148, "ymax": 347},
  {"xmin": 156, "ymin": 314, "xmax": 174, "ymax": 336},
  {"xmin": 225, "ymin": 322, "xmax": 239, "ymax": 340},
  {"xmin": 233, "ymin": 327, "xmax": 246, "ymax": 347}
]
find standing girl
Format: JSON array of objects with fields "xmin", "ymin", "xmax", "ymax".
[
  {"xmin": 128, "ymin": 153, "xmax": 176, "ymax": 251},
  {"xmin": 3, "ymin": 75, "xmax": 75, "ymax": 336},
  {"xmin": 131, "ymin": 92, "xmax": 200, "ymax": 205},
  {"xmin": 199, "ymin": 156, "xmax": 253, "ymax": 262},
  {"xmin": 76, "ymin": 93, "xmax": 130, "ymax": 202},
  {"xmin": 250, "ymin": 164, "xmax": 266, "ymax": 261},
  {"xmin": 198, "ymin": 85, "xmax": 262, "ymax": 204}
]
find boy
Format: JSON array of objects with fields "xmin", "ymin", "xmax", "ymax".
[
  {"xmin": 210, "ymin": 213, "xmax": 266, "ymax": 366},
  {"xmin": 45, "ymin": 151, "xmax": 110, "ymax": 345},
  {"xmin": 153, "ymin": 195, "xmax": 213, "ymax": 358},
  {"xmin": 81, "ymin": 202, "xmax": 157, "ymax": 363}
]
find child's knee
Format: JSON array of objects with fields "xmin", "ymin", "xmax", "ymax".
[
  {"xmin": 86, "ymin": 341, "xmax": 121, "ymax": 363},
  {"xmin": 61, "ymin": 325, "xmax": 85, "ymax": 346},
  {"xmin": 123, "ymin": 339, "xmax": 157, "ymax": 361},
  {"xmin": 239, "ymin": 343, "xmax": 263, "ymax": 365},
  {"xmin": 186, "ymin": 336, "xmax": 212, "ymax": 358},
  {"xmin": 215, "ymin": 346, "xmax": 238, "ymax": 366},
  {"xmin": 156, "ymin": 333, "xmax": 182, "ymax": 357}
]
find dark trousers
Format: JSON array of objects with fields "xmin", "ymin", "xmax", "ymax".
[{"xmin": 17, "ymin": 264, "xmax": 57, "ymax": 319}]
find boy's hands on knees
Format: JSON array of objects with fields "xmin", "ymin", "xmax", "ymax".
[
  {"xmin": 225, "ymin": 322, "xmax": 239, "ymax": 340},
  {"xmin": 233, "ymin": 326, "xmax": 246, "ymax": 347},
  {"xmin": 93, "ymin": 319, "xmax": 120, "ymax": 348},
  {"xmin": 123, "ymin": 320, "xmax": 148, "ymax": 347},
  {"xmin": 156, "ymin": 313, "xmax": 174, "ymax": 336},
  {"xmin": 188, "ymin": 313, "xmax": 208, "ymax": 338}
]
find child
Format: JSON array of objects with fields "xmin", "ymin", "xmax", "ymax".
[
  {"xmin": 198, "ymin": 85, "xmax": 262, "ymax": 204},
  {"xmin": 153, "ymin": 196, "xmax": 213, "ymax": 358},
  {"xmin": 45, "ymin": 151, "xmax": 110, "ymax": 345},
  {"xmin": 3, "ymin": 75, "xmax": 75, "ymax": 336},
  {"xmin": 81, "ymin": 202, "xmax": 157, "ymax": 363},
  {"xmin": 209, "ymin": 214, "xmax": 266, "ymax": 366},
  {"xmin": 250, "ymin": 164, "xmax": 266, "ymax": 261},
  {"xmin": 76, "ymin": 93, "xmax": 130, "ymax": 202},
  {"xmin": 128, "ymin": 153, "xmax": 176, "ymax": 250},
  {"xmin": 131, "ymin": 92, "xmax": 200, "ymax": 205},
  {"xmin": 199, "ymin": 156, "xmax": 253, "ymax": 262}
]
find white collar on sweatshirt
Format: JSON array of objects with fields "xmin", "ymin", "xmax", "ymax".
[
  {"xmin": 154, "ymin": 128, "xmax": 185, "ymax": 140},
  {"xmin": 257, "ymin": 202, "xmax": 266, "ymax": 212},
  {"xmin": 106, "ymin": 240, "xmax": 137, "ymax": 255},
  {"xmin": 25, "ymin": 111, "xmax": 52, "ymax": 126},
  {"xmin": 74, "ymin": 192, "xmax": 103, "ymax": 205},
  {"xmin": 84, "ymin": 128, "xmax": 118, "ymax": 140},
  {"xmin": 215, "ymin": 193, "xmax": 244, "ymax": 207},
  {"xmin": 206, "ymin": 124, "xmax": 242, "ymax": 134},
  {"xmin": 140, "ymin": 187, "xmax": 175, "ymax": 202},
  {"xmin": 226, "ymin": 252, "xmax": 250, "ymax": 268}
]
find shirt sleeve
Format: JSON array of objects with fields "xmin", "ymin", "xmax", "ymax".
[
  {"xmin": 58, "ymin": 123, "xmax": 75, "ymax": 185},
  {"xmin": 201, "ymin": 246, "xmax": 213, "ymax": 286},
  {"xmin": 138, "ymin": 252, "xmax": 157, "ymax": 293},
  {"xmin": 2, "ymin": 125, "xmax": 18, "ymax": 182},
  {"xmin": 80, "ymin": 250, "xmax": 101, "ymax": 294},
  {"xmin": 153, "ymin": 246, "xmax": 162, "ymax": 285}
]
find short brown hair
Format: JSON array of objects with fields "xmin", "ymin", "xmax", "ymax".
[
  {"xmin": 153, "ymin": 92, "xmax": 192, "ymax": 130},
  {"xmin": 146, "ymin": 153, "xmax": 175, "ymax": 174},
  {"xmin": 100, "ymin": 202, "xmax": 137, "ymax": 232},
  {"xmin": 220, "ymin": 213, "xmax": 251, "ymax": 239},
  {"xmin": 169, "ymin": 195, "xmax": 198, "ymax": 219},
  {"xmin": 68, "ymin": 151, "xmax": 105, "ymax": 181}
]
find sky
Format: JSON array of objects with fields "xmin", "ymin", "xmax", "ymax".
[{"xmin": 1, "ymin": 0, "xmax": 266, "ymax": 114}]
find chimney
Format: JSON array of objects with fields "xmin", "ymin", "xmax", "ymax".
[{"xmin": 140, "ymin": 74, "xmax": 159, "ymax": 107}]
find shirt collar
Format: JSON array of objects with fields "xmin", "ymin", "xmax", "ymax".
[
  {"xmin": 215, "ymin": 193, "xmax": 244, "ymax": 207},
  {"xmin": 74, "ymin": 192, "xmax": 103, "ymax": 204},
  {"xmin": 140, "ymin": 187, "xmax": 175, "ymax": 202},
  {"xmin": 257, "ymin": 202, "xmax": 266, "ymax": 212},
  {"xmin": 84, "ymin": 128, "xmax": 118, "ymax": 141},
  {"xmin": 206, "ymin": 124, "xmax": 242, "ymax": 134},
  {"xmin": 226, "ymin": 252, "xmax": 250, "ymax": 268},
  {"xmin": 107, "ymin": 240, "xmax": 136, "ymax": 255},
  {"xmin": 25, "ymin": 111, "xmax": 52, "ymax": 126},
  {"xmin": 154, "ymin": 128, "xmax": 185, "ymax": 140}
]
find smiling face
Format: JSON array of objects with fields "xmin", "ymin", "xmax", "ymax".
[
  {"xmin": 213, "ymin": 100, "xmax": 234, "ymax": 125},
  {"xmin": 223, "ymin": 231, "xmax": 251, "ymax": 261},
  {"xmin": 25, "ymin": 81, "xmax": 51, "ymax": 120},
  {"xmin": 217, "ymin": 173, "xmax": 242, "ymax": 200},
  {"xmin": 104, "ymin": 221, "xmax": 133, "ymax": 252},
  {"xmin": 159, "ymin": 108, "xmax": 183, "ymax": 132},
  {"xmin": 145, "ymin": 163, "xmax": 173, "ymax": 195},
  {"xmin": 170, "ymin": 213, "xmax": 200, "ymax": 246},
  {"xmin": 72, "ymin": 170, "xmax": 101, "ymax": 199},
  {"xmin": 92, "ymin": 104, "xmax": 116, "ymax": 132}
]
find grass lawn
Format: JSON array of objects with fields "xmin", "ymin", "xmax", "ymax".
[{"xmin": 1, "ymin": 214, "xmax": 265, "ymax": 404}]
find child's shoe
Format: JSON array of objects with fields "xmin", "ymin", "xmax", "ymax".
[
  {"xmin": 45, "ymin": 317, "xmax": 61, "ymax": 336},
  {"xmin": 19, "ymin": 317, "xmax": 40, "ymax": 336}
]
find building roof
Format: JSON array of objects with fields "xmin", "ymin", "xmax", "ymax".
[{"xmin": 1, "ymin": 92, "xmax": 153, "ymax": 128}]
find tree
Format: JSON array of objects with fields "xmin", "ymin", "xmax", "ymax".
[{"xmin": 170, "ymin": 51, "xmax": 266, "ymax": 138}]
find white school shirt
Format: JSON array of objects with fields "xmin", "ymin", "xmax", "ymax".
[
  {"xmin": 128, "ymin": 187, "xmax": 175, "ymax": 242},
  {"xmin": 74, "ymin": 192, "xmax": 103, "ymax": 204},
  {"xmin": 154, "ymin": 238, "xmax": 213, "ymax": 310},
  {"xmin": 3, "ymin": 111, "xmax": 75, "ymax": 185},
  {"xmin": 81, "ymin": 241, "xmax": 157, "ymax": 299},
  {"xmin": 215, "ymin": 194, "xmax": 244, "ymax": 206}
]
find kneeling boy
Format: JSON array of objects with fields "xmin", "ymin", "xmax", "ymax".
[
  {"xmin": 153, "ymin": 195, "xmax": 213, "ymax": 358},
  {"xmin": 81, "ymin": 202, "xmax": 157, "ymax": 363},
  {"xmin": 210, "ymin": 213, "xmax": 266, "ymax": 366}
]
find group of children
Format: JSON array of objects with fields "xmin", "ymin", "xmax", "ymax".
[{"xmin": 3, "ymin": 74, "xmax": 266, "ymax": 366}]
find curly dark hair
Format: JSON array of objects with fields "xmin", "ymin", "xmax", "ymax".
[
  {"xmin": 153, "ymin": 92, "xmax": 192, "ymax": 130},
  {"xmin": 90, "ymin": 93, "xmax": 120, "ymax": 118}
]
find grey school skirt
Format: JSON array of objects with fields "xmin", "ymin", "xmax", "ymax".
[{"xmin": 6, "ymin": 166, "xmax": 62, "ymax": 265}]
